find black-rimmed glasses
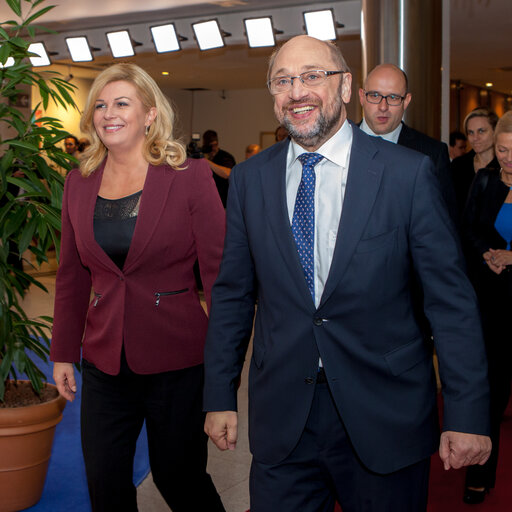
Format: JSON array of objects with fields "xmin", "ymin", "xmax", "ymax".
[
  {"xmin": 267, "ymin": 70, "xmax": 344, "ymax": 95},
  {"xmin": 363, "ymin": 90, "xmax": 406, "ymax": 106}
]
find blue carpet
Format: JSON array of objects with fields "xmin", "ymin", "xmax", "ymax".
[{"xmin": 22, "ymin": 359, "xmax": 150, "ymax": 511}]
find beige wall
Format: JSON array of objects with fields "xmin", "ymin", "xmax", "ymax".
[{"xmin": 168, "ymin": 88, "xmax": 276, "ymax": 163}]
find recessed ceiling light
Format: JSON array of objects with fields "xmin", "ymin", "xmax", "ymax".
[
  {"xmin": 161, "ymin": 71, "xmax": 169, "ymax": 76},
  {"xmin": 485, "ymin": 82, "xmax": 493, "ymax": 87}
]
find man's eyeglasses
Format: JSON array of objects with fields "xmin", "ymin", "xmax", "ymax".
[
  {"xmin": 363, "ymin": 91, "xmax": 406, "ymax": 106},
  {"xmin": 267, "ymin": 70, "xmax": 344, "ymax": 95}
]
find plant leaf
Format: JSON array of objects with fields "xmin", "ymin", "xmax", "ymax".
[
  {"xmin": 6, "ymin": 0, "xmax": 22, "ymax": 17},
  {"xmin": 23, "ymin": 5, "xmax": 55, "ymax": 26}
]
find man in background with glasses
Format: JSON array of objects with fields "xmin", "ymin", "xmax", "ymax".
[
  {"xmin": 204, "ymin": 35, "xmax": 490, "ymax": 512},
  {"xmin": 359, "ymin": 64, "xmax": 459, "ymax": 371},
  {"xmin": 359, "ymin": 63, "xmax": 457, "ymax": 222}
]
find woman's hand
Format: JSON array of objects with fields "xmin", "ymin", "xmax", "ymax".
[
  {"xmin": 483, "ymin": 249, "xmax": 512, "ymax": 274},
  {"xmin": 53, "ymin": 362, "xmax": 77, "ymax": 401}
]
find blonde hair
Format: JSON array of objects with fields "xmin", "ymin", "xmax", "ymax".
[
  {"xmin": 494, "ymin": 110, "xmax": 512, "ymax": 140},
  {"xmin": 79, "ymin": 63, "xmax": 186, "ymax": 177}
]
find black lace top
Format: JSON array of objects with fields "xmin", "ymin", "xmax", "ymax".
[{"xmin": 93, "ymin": 190, "xmax": 142, "ymax": 270}]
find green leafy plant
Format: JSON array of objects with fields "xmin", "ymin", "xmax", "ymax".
[{"xmin": 0, "ymin": 0, "xmax": 78, "ymax": 401}]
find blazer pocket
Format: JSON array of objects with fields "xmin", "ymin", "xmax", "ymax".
[
  {"xmin": 154, "ymin": 288, "xmax": 189, "ymax": 306},
  {"xmin": 384, "ymin": 337, "xmax": 430, "ymax": 376},
  {"xmin": 355, "ymin": 227, "xmax": 398, "ymax": 254}
]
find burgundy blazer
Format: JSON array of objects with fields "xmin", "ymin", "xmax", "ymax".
[{"xmin": 50, "ymin": 158, "xmax": 226, "ymax": 375}]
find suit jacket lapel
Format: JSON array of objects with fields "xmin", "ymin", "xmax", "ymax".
[
  {"xmin": 320, "ymin": 127, "xmax": 384, "ymax": 306},
  {"xmin": 397, "ymin": 122, "xmax": 411, "ymax": 147},
  {"xmin": 124, "ymin": 163, "xmax": 174, "ymax": 271},
  {"xmin": 77, "ymin": 160, "xmax": 121, "ymax": 274},
  {"xmin": 260, "ymin": 141, "xmax": 316, "ymax": 306}
]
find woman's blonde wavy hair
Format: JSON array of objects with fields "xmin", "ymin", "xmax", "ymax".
[
  {"xmin": 494, "ymin": 110, "xmax": 512, "ymax": 141},
  {"xmin": 79, "ymin": 63, "xmax": 186, "ymax": 177}
]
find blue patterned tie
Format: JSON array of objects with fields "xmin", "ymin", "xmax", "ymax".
[{"xmin": 292, "ymin": 152, "xmax": 323, "ymax": 301}]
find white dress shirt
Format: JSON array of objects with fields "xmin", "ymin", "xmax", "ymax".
[
  {"xmin": 360, "ymin": 118, "xmax": 402, "ymax": 144},
  {"xmin": 286, "ymin": 120, "xmax": 353, "ymax": 309}
]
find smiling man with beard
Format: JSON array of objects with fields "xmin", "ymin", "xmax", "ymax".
[{"xmin": 204, "ymin": 35, "xmax": 491, "ymax": 512}]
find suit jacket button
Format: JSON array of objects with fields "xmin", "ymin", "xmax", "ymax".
[
  {"xmin": 304, "ymin": 377, "xmax": 314, "ymax": 384},
  {"xmin": 313, "ymin": 317, "xmax": 323, "ymax": 326}
]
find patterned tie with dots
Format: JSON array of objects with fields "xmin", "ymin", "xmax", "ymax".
[{"xmin": 292, "ymin": 152, "xmax": 324, "ymax": 302}]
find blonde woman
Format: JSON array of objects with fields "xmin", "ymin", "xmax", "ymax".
[
  {"xmin": 462, "ymin": 110, "xmax": 512, "ymax": 504},
  {"xmin": 51, "ymin": 63, "xmax": 226, "ymax": 511}
]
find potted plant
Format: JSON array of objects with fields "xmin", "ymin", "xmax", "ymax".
[{"xmin": 0, "ymin": 0, "xmax": 78, "ymax": 509}]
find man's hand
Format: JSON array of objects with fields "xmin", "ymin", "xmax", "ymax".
[
  {"xmin": 204, "ymin": 411, "xmax": 238, "ymax": 451},
  {"xmin": 439, "ymin": 431, "xmax": 491, "ymax": 470}
]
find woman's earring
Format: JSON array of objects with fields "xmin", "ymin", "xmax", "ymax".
[{"xmin": 145, "ymin": 125, "xmax": 150, "ymax": 136}]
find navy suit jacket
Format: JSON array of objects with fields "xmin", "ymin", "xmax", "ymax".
[
  {"xmin": 204, "ymin": 123, "xmax": 489, "ymax": 474},
  {"xmin": 398, "ymin": 123, "xmax": 457, "ymax": 221}
]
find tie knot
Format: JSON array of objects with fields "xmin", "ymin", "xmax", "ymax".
[{"xmin": 298, "ymin": 152, "xmax": 323, "ymax": 168}]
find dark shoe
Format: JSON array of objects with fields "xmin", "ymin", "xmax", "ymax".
[{"xmin": 463, "ymin": 486, "xmax": 488, "ymax": 504}]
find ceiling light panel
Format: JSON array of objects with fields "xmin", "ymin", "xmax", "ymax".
[
  {"xmin": 28, "ymin": 42, "xmax": 51, "ymax": 67},
  {"xmin": 244, "ymin": 17, "xmax": 275, "ymax": 48},
  {"xmin": 106, "ymin": 30, "xmax": 135, "ymax": 58},
  {"xmin": 151, "ymin": 24, "xmax": 181, "ymax": 53},
  {"xmin": 192, "ymin": 19, "xmax": 225, "ymax": 51},
  {"xmin": 66, "ymin": 36, "xmax": 94, "ymax": 62},
  {"xmin": 304, "ymin": 9, "xmax": 337, "ymax": 41}
]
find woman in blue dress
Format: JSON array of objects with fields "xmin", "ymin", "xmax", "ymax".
[{"xmin": 462, "ymin": 110, "xmax": 512, "ymax": 504}]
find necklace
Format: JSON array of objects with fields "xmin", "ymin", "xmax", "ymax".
[{"xmin": 500, "ymin": 168, "xmax": 512, "ymax": 188}]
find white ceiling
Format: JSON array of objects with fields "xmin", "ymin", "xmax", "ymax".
[{"xmin": 1, "ymin": 0, "xmax": 511, "ymax": 95}]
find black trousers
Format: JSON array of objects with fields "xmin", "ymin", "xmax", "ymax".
[
  {"xmin": 465, "ymin": 276, "xmax": 512, "ymax": 490},
  {"xmin": 81, "ymin": 357, "xmax": 225, "ymax": 512},
  {"xmin": 250, "ymin": 380, "xmax": 430, "ymax": 512}
]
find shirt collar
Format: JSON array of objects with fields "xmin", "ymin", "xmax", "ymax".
[
  {"xmin": 290, "ymin": 119, "xmax": 353, "ymax": 169},
  {"xmin": 360, "ymin": 118, "xmax": 403, "ymax": 144}
]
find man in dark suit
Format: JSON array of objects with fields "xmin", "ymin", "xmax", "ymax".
[
  {"xmin": 359, "ymin": 64, "xmax": 459, "ymax": 343},
  {"xmin": 359, "ymin": 64, "xmax": 457, "ymax": 223},
  {"xmin": 204, "ymin": 36, "xmax": 491, "ymax": 512}
]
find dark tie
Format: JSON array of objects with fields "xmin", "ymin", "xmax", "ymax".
[{"xmin": 292, "ymin": 152, "xmax": 324, "ymax": 302}]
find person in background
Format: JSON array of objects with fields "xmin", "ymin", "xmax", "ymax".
[
  {"xmin": 359, "ymin": 63, "xmax": 457, "ymax": 222},
  {"xmin": 64, "ymin": 135, "xmax": 80, "ymax": 158},
  {"xmin": 78, "ymin": 137, "xmax": 91, "ymax": 153},
  {"xmin": 451, "ymin": 107, "xmax": 499, "ymax": 217},
  {"xmin": 359, "ymin": 62, "xmax": 458, "ymax": 347},
  {"xmin": 202, "ymin": 129, "xmax": 236, "ymax": 207},
  {"xmin": 204, "ymin": 35, "xmax": 490, "ymax": 512},
  {"xmin": 245, "ymin": 143, "xmax": 261, "ymax": 159},
  {"xmin": 461, "ymin": 110, "xmax": 512, "ymax": 505},
  {"xmin": 449, "ymin": 130, "xmax": 467, "ymax": 161},
  {"xmin": 51, "ymin": 63, "xmax": 226, "ymax": 512},
  {"xmin": 275, "ymin": 124, "xmax": 289, "ymax": 142}
]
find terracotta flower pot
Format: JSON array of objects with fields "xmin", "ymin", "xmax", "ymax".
[{"xmin": 0, "ymin": 382, "xmax": 66, "ymax": 512}]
